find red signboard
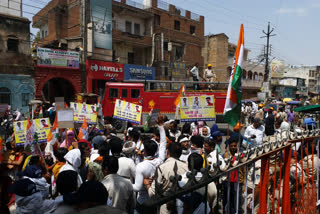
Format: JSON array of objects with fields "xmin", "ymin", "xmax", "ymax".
[{"xmin": 86, "ymin": 60, "xmax": 124, "ymax": 80}]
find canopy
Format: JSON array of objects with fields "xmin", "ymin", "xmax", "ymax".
[
  {"xmin": 294, "ymin": 104, "xmax": 320, "ymax": 113},
  {"xmin": 286, "ymin": 101, "xmax": 301, "ymax": 105}
]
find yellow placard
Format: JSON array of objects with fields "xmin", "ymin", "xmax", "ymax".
[
  {"xmin": 13, "ymin": 118, "xmax": 51, "ymax": 146},
  {"xmin": 70, "ymin": 102, "xmax": 97, "ymax": 124},
  {"xmin": 180, "ymin": 95, "xmax": 216, "ymax": 122},
  {"xmin": 113, "ymin": 99, "xmax": 142, "ymax": 124}
]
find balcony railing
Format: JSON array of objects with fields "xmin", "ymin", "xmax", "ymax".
[
  {"xmin": 242, "ymin": 79, "xmax": 263, "ymax": 88},
  {"xmin": 157, "ymin": 0, "xmax": 169, "ymax": 11}
]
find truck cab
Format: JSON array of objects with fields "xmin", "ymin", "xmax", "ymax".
[{"xmin": 102, "ymin": 82, "xmax": 144, "ymax": 117}]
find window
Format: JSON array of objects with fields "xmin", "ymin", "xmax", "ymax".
[
  {"xmin": 174, "ymin": 20, "xmax": 180, "ymax": 31},
  {"xmin": 174, "ymin": 45, "xmax": 184, "ymax": 60},
  {"xmin": 45, "ymin": 31, "xmax": 48, "ymax": 37},
  {"xmin": 128, "ymin": 52, "xmax": 134, "ymax": 64},
  {"xmin": 22, "ymin": 93, "xmax": 29, "ymax": 107},
  {"xmin": 0, "ymin": 87, "xmax": 10, "ymax": 104},
  {"xmin": 7, "ymin": 39, "xmax": 18, "ymax": 52},
  {"xmin": 109, "ymin": 88, "xmax": 118, "ymax": 98},
  {"xmin": 190, "ymin": 25, "xmax": 195, "ymax": 35},
  {"xmin": 134, "ymin": 23, "xmax": 140, "ymax": 35},
  {"xmin": 42, "ymin": 30, "xmax": 44, "ymax": 38},
  {"xmin": 163, "ymin": 42, "xmax": 168, "ymax": 51},
  {"xmin": 154, "ymin": 14, "xmax": 160, "ymax": 26},
  {"xmin": 131, "ymin": 89, "xmax": 140, "ymax": 98},
  {"xmin": 122, "ymin": 89, "xmax": 128, "ymax": 98},
  {"xmin": 125, "ymin": 21, "xmax": 132, "ymax": 33}
]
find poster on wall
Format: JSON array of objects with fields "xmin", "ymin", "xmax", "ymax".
[
  {"xmin": 180, "ymin": 96, "xmax": 216, "ymax": 122},
  {"xmin": 14, "ymin": 118, "xmax": 51, "ymax": 145},
  {"xmin": 113, "ymin": 99, "xmax": 142, "ymax": 124},
  {"xmin": 91, "ymin": 0, "xmax": 112, "ymax": 49},
  {"xmin": 37, "ymin": 48, "xmax": 79, "ymax": 68},
  {"xmin": 70, "ymin": 102, "xmax": 97, "ymax": 124}
]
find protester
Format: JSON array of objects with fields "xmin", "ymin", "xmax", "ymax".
[
  {"xmin": 87, "ymin": 162, "xmax": 104, "ymax": 182},
  {"xmin": 212, "ymin": 131, "xmax": 223, "ymax": 154},
  {"xmin": 147, "ymin": 142, "xmax": 188, "ymax": 214},
  {"xmin": 244, "ymin": 118, "xmax": 265, "ymax": 146},
  {"xmin": 200, "ymin": 125, "xmax": 211, "ymax": 139},
  {"xmin": 101, "ymin": 156, "xmax": 135, "ymax": 212},
  {"xmin": 133, "ymin": 114, "xmax": 167, "ymax": 211},
  {"xmin": 265, "ymin": 108, "xmax": 275, "ymax": 136},
  {"xmin": 190, "ymin": 63, "xmax": 200, "ymax": 90},
  {"xmin": 190, "ymin": 135, "xmax": 204, "ymax": 154},
  {"xmin": 168, "ymin": 120, "xmax": 181, "ymax": 142},
  {"xmin": 52, "ymin": 148, "xmax": 68, "ymax": 181},
  {"xmin": 223, "ymin": 138, "xmax": 244, "ymax": 214},
  {"xmin": 59, "ymin": 130, "xmax": 75, "ymax": 149},
  {"xmin": 0, "ymin": 164, "xmax": 12, "ymax": 214},
  {"xmin": 287, "ymin": 107, "xmax": 296, "ymax": 130},
  {"xmin": 178, "ymin": 134, "xmax": 191, "ymax": 163},
  {"xmin": 59, "ymin": 149, "xmax": 83, "ymax": 187}
]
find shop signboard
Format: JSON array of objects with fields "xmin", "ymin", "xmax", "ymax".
[
  {"xmin": 86, "ymin": 60, "xmax": 124, "ymax": 81},
  {"xmin": 124, "ymin": 64, "xmax": 155, "ymax": 80}
]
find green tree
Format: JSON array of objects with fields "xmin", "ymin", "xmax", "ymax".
[{"xmin": 31, "ymin": 31, "xmax": 41, "ymax": 58}]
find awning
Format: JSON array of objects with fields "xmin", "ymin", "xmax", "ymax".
[{"xmin": 294, "ymin": 104, "xmax": 320, "ymax": 113}]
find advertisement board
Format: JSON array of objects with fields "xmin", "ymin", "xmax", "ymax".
[
  {"xmin": 180, "ymin": 96, "xmax": 216, "ymax": 122},
  {"xmin": 271, "ymin": 60, "xmax": 285, "ymax": 78},
  {"xmin": 91, "ymin": 0, "xmax": 112, "ymax": 49},
  {"xmin": 86, "ymin": 60, "xmax": 124, "ymax": 81},
  {"xmin": 70, "ymin": 102, "xmax": 97, "ymax": 124},
  {"xmin": 14, "ymin": 118, "xmax": 50, "ymax": 145},
  {"xmin": 37, "ymin": 48, "xmax": 79, "ymax": 68},
  {"xmin": 113, "ymin": 99, "xmax": 142, "ymax": 124},
  {"xmin": 124, "ymin": 64, "xmax": 155, "ymax": 80}
]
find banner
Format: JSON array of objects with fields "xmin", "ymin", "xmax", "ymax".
[
  {"xmin": 91, "ymin": 0, "xmax": 112, "ymax": 49},
  {"xmin": 124, "ymin": 64, "xmax": 155, "ymax": 80},
  {"xmin": 180, "ymin": 96, "xmax": 216, "ymax": 122},
  {"xmin": 113, "ymin": 99, "xmax": 142, "ymax": 124},
  {"xmin": 37, "ymin": 48, "xmax": 79, "ymax": 68},
  {"xmin": 14, "ymin": 118, "xmax": 50, "ymax": 145},
  {"xmin": 70, "ymin": 102, "xmax": 97, "ymax": 124}
]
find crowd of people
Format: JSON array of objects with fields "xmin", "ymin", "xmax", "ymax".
[{"xmin": 1, "ymin": 99, "xmax": 320, "ymax": 214}]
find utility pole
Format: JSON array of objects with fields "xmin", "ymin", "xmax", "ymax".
[{"xmin": 261, "ymin": 22, "xmax": 276, "ymax": 96}]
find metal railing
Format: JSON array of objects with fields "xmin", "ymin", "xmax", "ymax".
[
  {"xmin": 157, "ymin": 0, "xmax": 169, "ymax": 11},
  {"xmin": 140, "ymin": 129, "xmax": 320, "ymax": 213},
  {"xmin": 190, "ymin": 12, "xmax": 201, "ymax": 21}
]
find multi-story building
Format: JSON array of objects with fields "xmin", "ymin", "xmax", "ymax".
[
  {"xmin": 203, "ymin": 33, "xmax": 264, "ymax": 99},
  {"xmin": 32, "ymin": 0, "xmax": 204, "ymax": 98},
  {"xmin": 0, "ymin": 1, "xmax": 34, "ymax": 114}
]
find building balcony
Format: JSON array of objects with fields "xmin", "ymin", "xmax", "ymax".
[
  {"xmin": 113, "ymin": 29, "xmax": 152, "ymax": 47},
  {"xmin": 242, "ymin": 79, "xmax": 263, "ymax": 89}
]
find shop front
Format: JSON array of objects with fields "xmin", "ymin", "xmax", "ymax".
[{"xmin": 86, "ymin": 60, "xmax": 124, "ymax": 96}]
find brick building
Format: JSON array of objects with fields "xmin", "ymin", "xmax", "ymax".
[
  {"xmin": 202, "ymin": 33, "xmax": 265, "ymax": 99},
  {"xmin": 33, "ymin": 0, "xmax": 204, "ymax": 99},
  {"xmin": 0, "ymin": 4, "xmax": 34, "ymax": 114}
]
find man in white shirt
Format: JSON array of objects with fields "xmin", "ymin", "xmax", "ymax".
[
  {"xmin": 244, "ymin": 118, "xmax": 265, "ymax": 147},
  {"xmin": 101, "ymin": 156, "xmax": 135, "ymax": 213},
  {"xmin": 132, "ymin": 115, "xmax": 167, "ymax": 212},
  {"xmin": 190, "ymin": 63, "xmax": 200, "ymax": 90}
]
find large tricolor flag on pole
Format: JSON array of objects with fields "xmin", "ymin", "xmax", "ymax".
[{"xmin": 223, "ymin": 24, "xmax": 244, "ymax": 127}]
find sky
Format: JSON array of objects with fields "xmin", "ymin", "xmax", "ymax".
[{"xmin": 21, "ymin": 0, "xmax": 320, "ymax": 65}]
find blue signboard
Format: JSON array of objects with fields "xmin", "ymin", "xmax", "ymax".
[
  {"xmin": 91, "ymin": 0, "xmax": 112, "ymax": 49},
  {"xmin": 124, "ymin": 64, "xmax": 155, "ymax": 80}
]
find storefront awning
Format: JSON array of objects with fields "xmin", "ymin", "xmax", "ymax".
[{"xmin": 294, "ymin": 104, "xmax": 320, "ymax": 112}]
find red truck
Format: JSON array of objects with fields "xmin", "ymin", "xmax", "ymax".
[{"xmin": 102, "ymin": 81, "xmax": 227, "ymax": 128}]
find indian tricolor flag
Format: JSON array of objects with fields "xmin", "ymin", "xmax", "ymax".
[
  {"xmin": 174, "ymin": 84, "xmax": 185, "ymax": 106},
  {"xmin": 223, "ymin": 24, "xmax": 244, "ymax": 127}
]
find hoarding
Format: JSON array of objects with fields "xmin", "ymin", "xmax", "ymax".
[
  {"xmin": 113, "ymin": 99, "xmax": 142, "ymax": 124},
  {"xmin": 271, "ymin": 60, "xmax": 285, "ymax": 78},
  {"xmin": 70, "ymin": 102, "xmax": 97, "ymax": 124},
  {"xmin": 91, "ymin": 0, "xmax": 112, "ymax": 49},
  {"xmin": 180, "ymin": 95, "xmax": 216, "ymax": 122},
  {"xmin": 14, "ymin": 118, "xmax": 50, "ymax": 145},
  {"xmin": 37, "ymin": 48, "xmax": 79, "ymax": 68},
  {"xmin": 86, "ymin": 60, "xmax": 124, "ymax": 81},
  {"xmin": 124, "ymin": 64, "xmax": 155, "ymax": 80}
]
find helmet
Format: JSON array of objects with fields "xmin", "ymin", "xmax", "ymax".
[
  {"xmin": 208, "ymin": 64, "xmax": 212, "ymax": 67},
  {"xmin": 258, "ymin": 104, "xmax": 264, "ymax": 107}
]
